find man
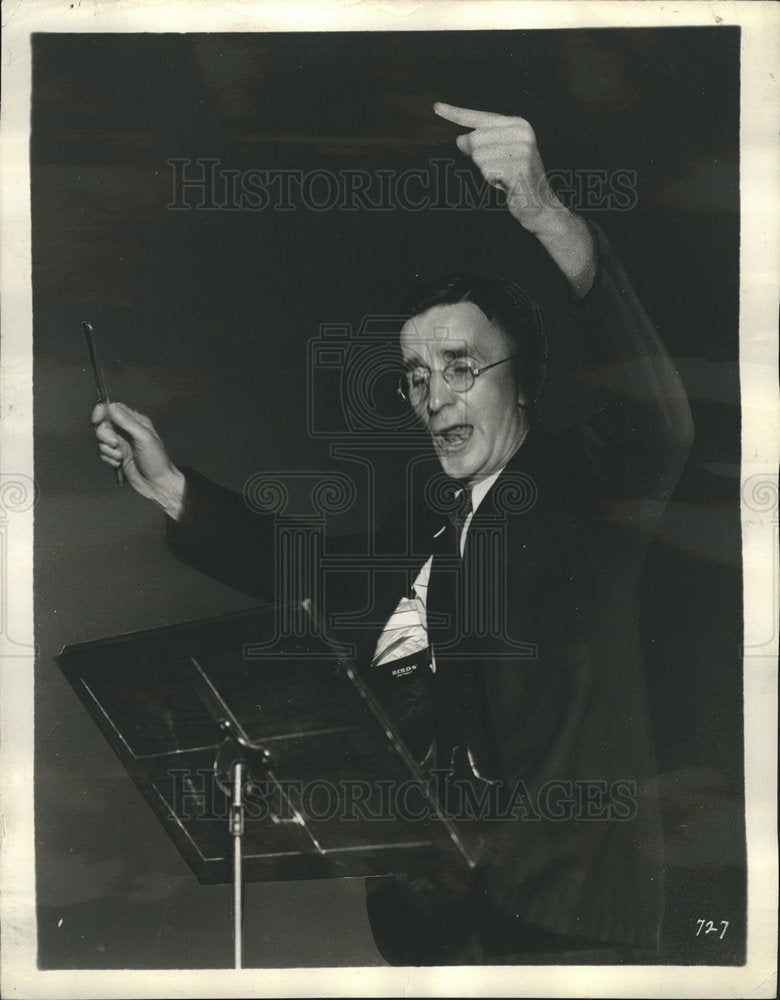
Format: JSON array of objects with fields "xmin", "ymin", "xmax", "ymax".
[{"xmin": 93, "ymin": 104, "xmax": 694, "ymax": 964}]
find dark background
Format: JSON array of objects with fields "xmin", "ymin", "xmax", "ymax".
[{"xmin": 32, "ymin": 28, "xmax": 745, "ymax": 968}]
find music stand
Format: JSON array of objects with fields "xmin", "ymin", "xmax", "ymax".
[{"xmin": 56, "ymin": 602, "xmax": 488, "ymax": 967}]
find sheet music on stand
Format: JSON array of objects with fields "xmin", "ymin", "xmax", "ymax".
[{"xmin": 56, "ymin": 602, "xmax": 489, "ymax": 889}]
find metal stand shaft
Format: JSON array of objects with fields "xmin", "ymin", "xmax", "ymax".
[{"xmin": 230, "ymin": 761, "xmax": 244, "ymax": 969}]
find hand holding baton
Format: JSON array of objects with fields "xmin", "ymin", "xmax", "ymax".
[{"xmin": 83, "ymin": 321, "xmax": 124, "ymax": 485}]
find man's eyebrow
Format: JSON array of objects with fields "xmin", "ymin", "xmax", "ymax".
[
  {"xmin": 442, "ymin": 345, "xmax": 471, "ymax": 360},
  {"xmin": 402, "ymin": 344, "xmax": 474, "ymax": 368}
]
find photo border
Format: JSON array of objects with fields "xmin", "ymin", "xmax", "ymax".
[{"xmin": 1, "ymin": 2, "xmax": 777, "ymax": 997}]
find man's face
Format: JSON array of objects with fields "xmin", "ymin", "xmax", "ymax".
[{"xmin": 400, "ymin": 302, "xmax": 529, "ymax": 482}]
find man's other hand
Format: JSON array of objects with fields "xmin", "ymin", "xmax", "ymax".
[{"xmin": 91, "ymin": 402, "xmax": 185, "ymax": 519}]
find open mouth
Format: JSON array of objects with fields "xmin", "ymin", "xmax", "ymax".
[{"xmin": 432, "ymin": 424, "xmax": 473, "ymax": 451}]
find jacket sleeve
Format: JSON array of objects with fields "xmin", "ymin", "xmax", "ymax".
[
  {"xmin": 567, "ymin": 222, "xmax": 695, "ymax": 505},
  {"xmin": 165, "ymin": 466, "xmax": 379, "ymax": 615},
  {"xmin": 165, "ymin": 466, "xmax": 277, "ymax": 601},
  {"xmin": 475, "ymin": 225, "xmax": 692, "ymax": 948}
]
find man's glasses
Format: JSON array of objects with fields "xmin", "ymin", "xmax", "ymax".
[{"xmin": 398, "ymin": 354, "xmax": 519, "ymax": 406}]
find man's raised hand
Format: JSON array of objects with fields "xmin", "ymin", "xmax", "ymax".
[
  {"xmin": 434, "ymin": 101, "xmax": 563, "ymax": 234},
  {"xmin": 92, "ymin": 402, "xmax": 185, "ymax": 519},
  {"xmin": 435, "ymin": 101, "xmax": 596, "ymax": 297}
]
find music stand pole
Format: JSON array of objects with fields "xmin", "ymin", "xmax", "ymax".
[{"xmin": 230, "ymin": 761, "xmax": 244, "ymax": 969}]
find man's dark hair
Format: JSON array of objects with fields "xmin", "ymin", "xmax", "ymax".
[{"xmin": 400, "ymin": 273, "xmax": 548, "ymax": 407}]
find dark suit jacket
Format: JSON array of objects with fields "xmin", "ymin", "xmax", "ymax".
[{"xmin": 165, "ymin": 224, "xmax": 694, "ymax": 959}]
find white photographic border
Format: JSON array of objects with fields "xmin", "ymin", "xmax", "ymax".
[{"xmin": 1, "ymin": 2, "xmax": 777, "ymax": 997}]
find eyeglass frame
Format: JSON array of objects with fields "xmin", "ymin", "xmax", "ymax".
[{"xmin": 397, "ymin": 352, "xmax": 520, "ymax": 405}]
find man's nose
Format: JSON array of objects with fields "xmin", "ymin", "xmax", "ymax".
[{"xmin": 426, "ymin": 369, "xmax": 455, "ymax": 414}]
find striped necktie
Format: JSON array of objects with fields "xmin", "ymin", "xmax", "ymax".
[{"xmin": 452, "ymin": 486, "xmax": 473, "ymax": 556}]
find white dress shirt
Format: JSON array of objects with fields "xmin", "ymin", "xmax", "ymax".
[{"xmin": 371, "ymin": 468, "xmax": 503, "ymax": 669}]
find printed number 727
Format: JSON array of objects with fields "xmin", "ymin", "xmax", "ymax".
[{"xmin": 696, "ymin": 919, "xmax": 729, "ymax": 939}]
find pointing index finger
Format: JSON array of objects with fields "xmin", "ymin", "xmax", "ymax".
[{"xmin": 434, "ymin": 102, "xmax": 513, "ymax": 129}]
